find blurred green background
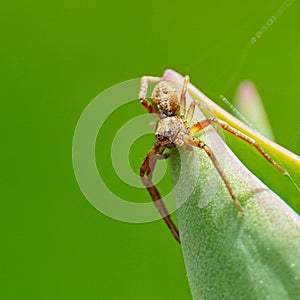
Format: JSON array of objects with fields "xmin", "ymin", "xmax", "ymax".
[{"xmin": 1, "ymin": 1, "xmax": 299, "ymax": 299}]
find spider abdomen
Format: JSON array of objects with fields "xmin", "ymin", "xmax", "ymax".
[{"xmin": 152, "ymin": 81, "xmax": 181, "ymax": 117}]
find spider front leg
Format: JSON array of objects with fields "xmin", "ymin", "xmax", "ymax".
[
  {"xmin": 185, "ymin": 99, "xmax": 212, "ymax": 124},
  {"xmin": 179, "ymin": 75, "xmax": 189, "ymax": 116},
  {"xmin": 190, "ymin": 116, "xmax": 286, "ymax": 175},
  {"xmin": 139, "ymin": 76, "xmax": 162, "ymax": 113},
  {"xmin": 140, "ymin": 145, "xmax": 180, "ymax": 243},
  {"xmin": 184, "ymin": 136, "xmax": 244, "ymax": 214}
]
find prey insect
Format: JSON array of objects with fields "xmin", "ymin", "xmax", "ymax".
[{"xmin": 139, "ymin": 75, "xmax": 286, "ymax": 243}]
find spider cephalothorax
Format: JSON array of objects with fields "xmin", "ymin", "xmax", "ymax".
[{"xmin": 155, "ymin": 116, "xmax": 192, "ymax": 150}]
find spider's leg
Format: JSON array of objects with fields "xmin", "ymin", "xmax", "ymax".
[
  {"xmin": 180, "ymin": 75, "xmax": 189, "ymax": 115},
  {"xmin": 186, "ymin": 99, "xmax": 213, "ymax": 124},
  {"xmin": 139, "ymin": 76, "xmax": 162, "ymax": 113},
  {"xmin": 185, "ymin": 101, "xmax": 205, "ymax": 124},
  {"xmin": 190, "ymin": 117, "xmax": 286, "ymax": 175},
  {"xmin": 186, "ymin": 100, "xmax": 196, "ymax": 124},
  {"xmin": 184, "ymin": 135, "xmax": 244, "ymax": 214},
  {"xmin": 140, "ymin": 146, "xmax": 180, "ymax": 243},
  {"xmin": 156, "ymin": 153, "xmax": 170, "ymax": 160}
]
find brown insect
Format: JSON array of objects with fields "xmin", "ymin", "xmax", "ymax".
[{"xmin": 139, "ymin": 75, "xmax": 286, "ymax": 243}]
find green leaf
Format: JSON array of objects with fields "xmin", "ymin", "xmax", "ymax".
[{"xmin": 163, "ymin": 70, "xmax": 300, "ymax": 299}]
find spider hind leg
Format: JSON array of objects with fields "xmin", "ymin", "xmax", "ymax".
[{"xmin": 184, "ymin": 135, "xmax": 244, "ymax": 214}]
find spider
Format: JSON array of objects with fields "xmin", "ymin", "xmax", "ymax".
[{"xmin": 139, "ymin": 75, "xmax": 286, "ymax": 243}]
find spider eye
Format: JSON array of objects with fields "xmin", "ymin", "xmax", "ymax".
[
  {"xmin": 162, "ymin": 87, "xmax": 168, "ymax": 94},
  {"xmin": 155, "ymin": 134, "xmax": 163, "ymax": 141}
]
